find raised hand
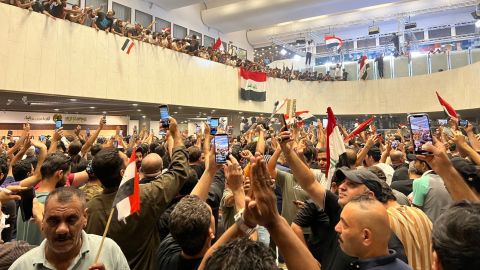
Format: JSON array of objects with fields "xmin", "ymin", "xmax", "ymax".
[{"xmin": 224, "ymin": 155, "xmax": 244, "ymax": 191}]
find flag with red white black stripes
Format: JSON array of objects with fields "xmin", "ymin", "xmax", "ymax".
[
  {"xmin": 121, "ymin": 38, "xmax": 135, "ymax": 55},
  {"xmin": 113, "ymin": 148, "xmax": 140, "ymax": 222}
]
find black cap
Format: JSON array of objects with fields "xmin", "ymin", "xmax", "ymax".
[
  {"xmin": 335, "ymin": 167, "xmax": 383, "ymax": 200},
  {"xmin": 406, "ymin": 154, "xmax": 417, "ymax": 161},
  {"xmin": 450, "ymin": 157, "xmax": 480, "ymax": 187}
]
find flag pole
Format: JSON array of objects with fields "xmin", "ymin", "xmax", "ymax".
[{"xmin": 94, "ymin": 208, "xmax": 115, "ymax": 263}]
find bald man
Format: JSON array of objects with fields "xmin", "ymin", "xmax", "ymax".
[
  {"xmin": 390, "ymin": 150, "xmax": 409, "ymax": 182},
  {"xmin": 335, "ymin": 195, "xmax": 412, "ymax": 270},
  {"xmin": 139, "ymin": 153, "xmax": 164, "ymax": 184}
]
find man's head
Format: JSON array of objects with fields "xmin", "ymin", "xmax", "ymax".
[
  {"xmin": 140, "ymin": 153, "xmax": 163, "ymax": 178},
  {"xmin": 450, "ymin": 157, "xmax": 480, "ymax": 196},
  {"xmin": 335, "ymin": 168, "xmax": 383, "ymax": 207},
  {"xmin": 92, "ymin": 148, "xmax": 128, "ymax": 189},
  {"xmin": 344, "ymin": 148, "xmax": 358, "ymax": 169},
  {"xmin": 204, "ymin": 238, "xmax": 277, "ymax": 270},
  {"xmin": 432, "ymin": 202, "xmax": 480, "ymax": 270},
  {"xmin": 13, "ymin": 159, "xmax": 34, "ymax": 181},
  {"xmin": 106, "ymin": 10, "xmax": 115, "ymax": 18},
  {"xmin": 365, "ymin": 147, "xmax": 381, "ymax": 167},
  {"xmin": 335, "ymin": 195, "xmax": 391, "ymax": 259},
  {"xmin": 316, "ymin": 148, "xmax": 327, "ymax": 174},
  {"xmin": 389, "ymin": 150, "xmax": 405, "ymax": 165},
  {"xmin": 187, "ymin": 146, "xmax": 202, "ymax": 164},
  {"xmin": 0, "ymin": 156, "xmax": 8, "ymax": 182},
  {"xmin": 42, "ymin": 187, "xmax": 87, "ymax": 258},
  {"xmin": 135, "ymin": 148, "xmax": 145, "ymax": 169},
  {"xmin": 40, "ymin": 153, "xmax": 72, "ymax": 186},
  {"xmin": 169, "ymin": 195, "xmax": 215, "ymax": 257}
]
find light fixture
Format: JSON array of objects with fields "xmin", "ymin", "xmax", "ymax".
[
  {"xmin": 54, "ymin": 108, "xmax": 59, "ymax": 111},
  {"xmin": 69, "ymin": 98, "xmax": 77, "ymax": 102},
  {"xmin": 239, "ymin": 112, "xmax": 243, "ymax": 114},
  {"xmin": 89, "ymin": 106, "xmax": 95, "ymax": 109},
  {"xmin": 102, "ymin": 111, "xmax": 107, "ymax": 114},
  {"xmin": 6, "ymin": 99, "xmax": 14, "ymax": 106},
  {"xmin": 137, "ymin": 109, "xmax": 142, "ymax": 112},
  {"xmin": 174, "ymin": 111, "xmax": 178, "ymax": 114},
  {"xmin": 142, "ymin": 115, "xmax": 146, "ymax": 118},
  {"xmin": 280, "ymin": 49, "xmax": 287, "ymax": 55},
  {"xmin": 132, "ymin": 104, "xmax": 138, "ymax": 107},
  {"xmin": 293, "ymin": 54, "xmax": 301, "ymax": 60},
  {"xmin": 476, "ymin": 20, "xmax": 480, "ymax": 28}
]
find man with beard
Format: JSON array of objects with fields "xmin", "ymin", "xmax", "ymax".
[
  {"xmin": 10, "ymin": 187, "xmax": 129, "ymax": 270},
  {"xmin": 16, "ymin": 153, "xmax": 71, "ymax": 246}
]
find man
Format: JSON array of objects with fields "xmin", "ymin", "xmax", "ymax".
[
  {"xmin": 17, "ymin": 153, "xmax": 71, "ymax": 246},
  {"xmin": 139, "ymin": 153, "xmax": 163, "ymax": 184},
  {"xmin": 277, "ymin": 130, "xmax": 406, "ymax": 270},
  {"xmin": 411, "ymin": 158, "xmax": 452, "ymax": 222},
  {"xmin": 187, "ymin": 146, "xmax": 205, "ymax": 179},
  {"xmin": 375, "ymin": 53, "xmax": 384, "ymax": 78},
  {"xmin": 10, "ymin": 187, "xmax": 129, "ymax": 270},
  {"xmin": 364, "ymin": 147, "xmax": 394, "ymax": 185},
  {"xmin": 391, "ymin": 159, "xmax": 421, "ymax": 196},
  {"xmin": 335, "ymin": 195, "xmax": 411, "ymax": 270},
  {"xmin": 156, "ymin": 195, "xmax": 215, "ymax": 270},
  {"xmin": 127, "ymin": 23, "xmax": 144, "ymax": 41},
  {"xmin": 95, "ymin": 10, "xmax": 115, "ymax": 32},
  {"xmin": 390, "ymin": 150, "xmax": 409, "ymax": 182},
  {"xmin": 86, "ymin": 117, "xmax": 191, "ymax": 270},
  {"xmin": 305, "ymin": 40, "xmax": 314, "ymax": 66},
  {"xmin": 432, "ymin": 202, "xmax": 480, "ymax": 270}
]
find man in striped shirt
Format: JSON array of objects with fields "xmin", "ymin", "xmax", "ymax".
[{"xmin": 377, "ymin": 180, "xmax": 432, "ymax": 270}]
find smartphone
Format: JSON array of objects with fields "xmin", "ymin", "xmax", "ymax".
[
  {"xmin": 280, "ymin": 114, "xmax": 287, "ymax": 127},
  {"xmin": 39, "ymin": 135, "xmax": 45, "ymax": 141},
  {"xmin": 322, "ymin": 118, "xmax": 328, "ymax": 128},
  {"xmin": 391, "ymin": 140, "xmax": 400, "ymax": 149},
  {"xmin": 459, "ymin": 119, "xmax": 469, "ymax": 128},
  {"xmin": 86, "ymin": 127, "xmax": 91, "ymax": 136},
  {"xmin": 209, "ymin": 117, "xmax": 219, "ymax": 136},
  {"xmin": 55, "ymin": 120, "xmax": 62, "ymax": 129},
  {"xmin": 7, "ymin": 130, "xmax": 13, "ymax": 137},
  {"xmin": 102, "ymin": 112, "xmax": 107, "ymax": 121},
  {"xmin": 214, "ymin": 134, "xmax": 229, "ymax": 164},
  {"xmin": 159, "ymin": 105, "xmax": 170, "ymax": 129},
  {"xmin": 119, "ymin": 130, "xmax": 123, "ymax": 137},
  {"xmin": 20, "ymin": 187, "xmax": 35, "ymax": 222},
  {"xmin": 437, "ymin": 119, "xmax": 448, "ymax": 126},
  {"xmin": 408, "ymin": 114, "xmax": 433, "ymax": 155},
  {"xmin": 113, "ymin": 140, "xmax": 118, "ymax": 148},
  {"xmin": 195, "ymin": 126, "xmax": 201, "ymax": 134}
]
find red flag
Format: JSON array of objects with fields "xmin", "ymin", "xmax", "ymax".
[
  {"xmin": 212, "ymin": 37, "xmax": 222, "ymax": 51},
  {"xmin": 112, "ymin": 147, "xmax": 140, "ymax": 221},
  {"xmin": 436, "ymin": 91, "xmax": 458, "ymax": 120},
  {"xmin": 344, "ymin": 116, "xmax": 375, "ymax": 142}
]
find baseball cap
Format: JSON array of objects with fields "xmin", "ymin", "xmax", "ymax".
[
  {"xmin": 335, "ymin": 167, "xmax": 383, "ymax": 200},
  {"xmin": 450, "ymin": 157, "xmax": 480, "ymax": 191}
]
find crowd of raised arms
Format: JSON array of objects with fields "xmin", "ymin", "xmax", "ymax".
[
  {"xmin": 0, "ymin": 0, "xmax": 356, "ymax": 83},
  {"xmin": 0, "ymin": 112, "xmax": 479, "ymax": 270}
]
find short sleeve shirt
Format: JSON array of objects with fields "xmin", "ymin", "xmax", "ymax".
[{"xmin": 156, "ymin": 234, "xmax": 202, "ymax": 270}]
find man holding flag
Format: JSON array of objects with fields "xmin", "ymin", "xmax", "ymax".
[{"xmin": 86, "ymin": 117, "xmax": 192, "ymax": 270}]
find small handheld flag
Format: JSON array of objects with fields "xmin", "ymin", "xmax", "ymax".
[
  {"xmin": 121, "ymin": 38, "xmax": 135, "ymax": 55},
  {"xmin": 212, "ymin": 37, "xmax": 222, "ymax": 51},
  {"xmin": 326, "ymin": 107, "xmax": 346, "ymax": 189},
  {"xmin": 436, "ymin": 91, "xmax": 458, "ymax": 120},
  {"xmin": 324, "ymin": 36, "xmax": 344, "ymax": 49},
  {"xmin": 344, "ymin": 116, "xmax": 375, "ymax": 142},
  {"xmin": 113, "ymin": 147, "xmax": 140, "ymax": 222}
]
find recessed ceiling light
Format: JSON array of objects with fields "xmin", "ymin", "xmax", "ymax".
[
  {"xmin": 89, "ymin": 107, "xmax": 95, "ymax": 109},
  {"xmin": 102, "ymin": 111, "xmax": 107, "ymax": 114},
  {"xmin": 211, "ymin": 109, "xmax": 216, "ymax": 112},
  {"xmin": 142, "ymin": 115, "xmax": 146, "ymax": 118},
  {"xmin": 54, "ymin": 108, "xmax": 59, "ymax": 111},
  {"xmin": 137, "ymin": 109, "xmax": 141, "ymax": 112},
  {"xmin": 69, "ymin": 99, "xmax": 77, "ymax": 102},
  {"xmin": 178, "ymin": 106, "xmax": 182, "ymax": 109},
  {"xmin": 132, "ymin": 104, "xmax": 138, "ymax": 107},
  {"xmin": 239, "ymin": 112, "xmax": 243, "ymax": 114},
  {"xmin": 174, "ymin": 112, "xmax": 178, "ymax": 114}
]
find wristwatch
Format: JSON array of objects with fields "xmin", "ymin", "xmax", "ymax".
[{"xmin": 234, "ymin": 209, "xmax": 257, "ymax": 236}]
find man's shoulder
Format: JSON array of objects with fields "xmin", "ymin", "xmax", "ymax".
[
  {"xmin": 156, "ymin": 235, "xmax": 182, "ymax": 267},
  {"xmin": 9, "ymin": 244, "xmax": 44, "ymax": 269}
]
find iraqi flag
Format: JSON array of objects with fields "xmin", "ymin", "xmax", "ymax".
[
  {"xmin": 325, "ymin": 36, "xmax": 343, "ymax": 49},
  {"xmin": 436, "ymin": 91, "xmax": 458, "ymax": 120},
  {"xmin": 121, "ymin": 38, "xmax": 135, "ymax": 55},
  {"xmin": 284, "ymin": 110, "xmax": 315, "ymax": 125},
  {"xmin": 344, "ymin": 116, "xmax": 375, "ymax": 142},
  {"xmin": 326, "ymin": 107, "xmax": 346, "ymax": 190},
  {"xmin": 212, "ymin": 37, "xmax": 222, "ymax": 51},
  {"xmin": 240, "ymin": 68, "xmax": 267, "ymax": 102},
  {"xmin": 112, "ymin": 148, "xmax": 140, "ymax": 222}
]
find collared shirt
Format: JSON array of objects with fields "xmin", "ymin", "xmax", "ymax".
[
  {"xmin": 350, "ymin": 250, "xmax": 412, "ymax": 270},
  {"xmin": 86, "ymin": 146, "xmax": 190, "ymax": 270},
  {"xmin": 9, "ymin": 231, "xmax": 129, "ymax": 270}
]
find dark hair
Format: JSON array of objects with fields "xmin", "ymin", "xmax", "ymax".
[
  {"xmin": 204, "ymin": 238, "xmax": 278, "ymax": 270},
  {"xmin": 179, "ymin": 167, "xmax": 199, "ymax": 196},
  {"xmin": 68, "ymin": 141, "xmax": 82, "ymax": 157},
  {"xmin": 0, "ymin": 155, "xmax": 8, "ymax": 181},
  {"xmin": 71, "ymin": 157, "xmax": 88, "ymax": 173},
  {"xmin": 12, "ymin": 159, "xmax": 33, "ymax": 181},
  {"xmin": 153, "ymin": 145, "xmax": 166, "ymax": 157},
  {"xmin": 90, "ymin": 144, "xmax": 103, "ymax": 157},
  {"xmin": 432, "ymin": 202, "xmax": 480, "ymax": 270},
  {"xmin": 40, "ymin": 153, "xmax": 71, "ymax": 179},
  {"xmin": 376, "ymin": 178, "xmax": 397, "ymax": 203},
  {"xmin": 169, "ymin": 195, "xmax": 211, "ymax": 256},
  {"xmin": 187, "ymin": 146, "xmax": 202, "ymax": 163},
  {"xmin": 92, "ymin": 148, "xmax": 124, "ymax": 189},
  {"xmin": 367, "ymin": 147, "xmax": 382, "ymax": 162},
  {"xmin": 45, "ymin": 187, "xmax": 86, "ymax": 211},
  {"xmin": 244, "ymin": 142, "xmax": 257, "ymax": 155},
  {"xmin": 303, "ymin": 144, "xmax": 317, "ymax": 163}
]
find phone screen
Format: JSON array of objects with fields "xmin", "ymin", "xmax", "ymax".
[
  {"xmin": 209, "ymin": 118, "xmax": 219, "ymax": 135},
  {"xmin": 214, "ymin": 134, "xmax": 229, "ymax": 164},
  {"xmin": 113, "ymin": 140, "xmax": 118, "ymax": 148},
  {"xmin": 7, "ymin": 130, "xmax": 13, "ymax": 136},
  {"xmin": 39, "ymin": 135, "xmax": 45, "ymax": 141},
  {"xmin": 437, "ymin": 119, "xmax": 448, "ymax": 126},
  {"xmin": 459, "ymin": 119, "xmax": 469, "ymax": 128},
  {"xmin": 55, "ymin": 120, "xmax": 62, "ymax": 129},
  {"xmin": 322, "ymin": 118, "xmax": 328, "ymax": 128},
  {"xmin": 408, "ymin": 114, "xmax": 433, "ymax": 154},
  {"xmin": 391, "ymin": 140, "xmax": 400, "ymax": 149},
  {"xmin": 159, "ymin": 105, "xmax": 170, "ymax": 128},
  {"xmin": 20, "ymin": 187, "xmax": 35, "ymax": 222}
]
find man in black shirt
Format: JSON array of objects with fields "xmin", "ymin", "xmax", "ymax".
[{"xmin": 95, "ymin": 10, "xmax": 115, "ymax": 32}]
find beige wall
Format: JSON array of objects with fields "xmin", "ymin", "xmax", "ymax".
[{"xmin": 1, "ymin": 4, "xmax": 479, "ymax": 116}]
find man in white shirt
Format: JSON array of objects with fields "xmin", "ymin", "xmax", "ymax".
[{"xmin": 10, "ymin": 187, "xmax": 129, "ymax": 270}]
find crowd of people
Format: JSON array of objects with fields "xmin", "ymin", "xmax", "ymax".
[{"xmin": 0, "ymin": 113, "xmax": 479, "ymax": 270}]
